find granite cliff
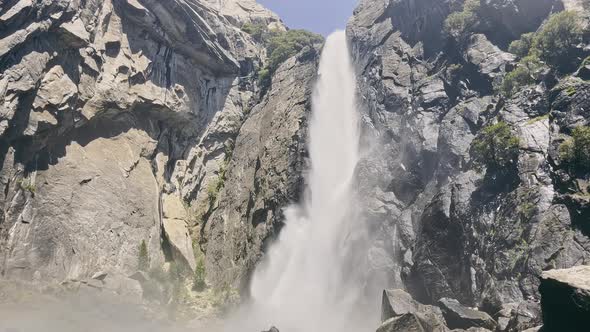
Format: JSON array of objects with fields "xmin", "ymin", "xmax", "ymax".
[{"xmin": 1, "ymin": 0, "xmax": 590, "ymax": 331}]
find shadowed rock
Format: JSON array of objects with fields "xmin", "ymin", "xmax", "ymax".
[
  {"xmin": 438, "ymin": 298, "xmax": 496, "ymax": 330},
  {"xmin": 540, "ymin": 265, "xmax": 590, "ymax": 331},
  {"xmin": 378, "ymin": 313, "xmax": 428, "ymax": 332}
]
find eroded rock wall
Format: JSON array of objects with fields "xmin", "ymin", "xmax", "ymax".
[
  {"xmin": 0, "ymin": 0, "xmax": 315, "ymax": 293},
  {"xmin": 348, "ymin": 0, "xmax": 590, "ymax": 317}
]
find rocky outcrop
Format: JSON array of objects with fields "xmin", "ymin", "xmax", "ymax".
[
  {"xmin": 378, "ymin": 313, "xmax": 432, "ymax": 332},
  {"xmin": 348, "ymin": 0, "xmax": 590, "ymax": 324},
  {"xmin": 0, "ymin": 0, "xmax": 313, "ymax": 299},
  {"xmin": 479, "ymin": 0, "xmax": 561, "ymax": 47},
  {"xmin": 540, "ymin": 265, "xmax": 590, "ymax": 331},
  {"xmin": 202, "ymin": 46, "xmax": 320, "ymax": 288},
  {"xmin": 438, "ymin": 298, "xmax": 496, "ymax": 330},
  {"xmin": 382, "ymin": 289, "xmax": 447, "ymax": 330},
  {"xmin": 379, "ymin": 289, "xmax": 499, "ymax": 332}
]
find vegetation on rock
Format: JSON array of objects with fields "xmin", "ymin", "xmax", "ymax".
[
  {"xmin": 502, "ymin": 11, "xmax": 584, "ymax": 96},
  {"xmin": 499, "ymin": 55, "xmax": 544, "ymax": 96},
  {"xmin": 531, "ymin": 11, "xmax": 583, "ymax": 73},
  {"xmin": 444, "ymin": 0, "xmax": 481, "ymax": 39},
  {"xmin": 138, "ymin": 240, "xmax": 150, "ymax": 271},
  {"xmin": 472, "ymin": 122, "xmax": 520, "ymax": 170},
  {"xmin": 242, "ymin": 24, "xmax": 323, "ymax": 87},
  {"xmin": 241, "ymin": 23, "xmax": 268, "ymax": 42},
  {"xmin": 18, "ymin": 179, "xmax": 36, "ymax": 194},
  {"xmin": 508, "ymin": 32, "xmax": 535, "ymax": 58},
  {"xmin": 193, "ymin": 257, "xmax": 207, "ymax": 291},
  {"xmin": 560, "ymin": 126, "xmax": 590, "ymax": 172}
]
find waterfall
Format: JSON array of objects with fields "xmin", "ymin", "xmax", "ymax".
[{"xmin": 228, "ymin": 30, "xmax": 376, "ymax": 332}]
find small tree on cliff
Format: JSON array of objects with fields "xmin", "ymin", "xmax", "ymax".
[
  {"xmin": 193, "ymin": 257, "xmax": 207, "ymax": 291},
  {"xmin": 138, "ymin": 240, "xmax": 150, "ymax": 271},
  {"xmin": 472, "ymin": 122, "xmax": 520, "ymax": 171}
]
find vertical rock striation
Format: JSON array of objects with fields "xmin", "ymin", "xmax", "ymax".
[
  {"xmin": 347, "ymin": 0, "xmax": 590, "ymax": 320},
  {"xmin": 0, "ymin": 0, "xmax": 318, "ymax": 297}
]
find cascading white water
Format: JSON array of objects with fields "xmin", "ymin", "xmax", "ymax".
[{"xmin": 227, "ymin": 30, "xmax": 376, "ymax": 332}]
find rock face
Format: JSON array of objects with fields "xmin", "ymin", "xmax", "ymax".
[
  {"xmin": 0, "ymin": 0, "xmax": 314, "ymax": 295},
  {"xmin": 348, "ymin": 0, "xmax": 590, "ymax": 322},
  {"xmin": 202, "ymin": 46, "xmax": 319, "ymax": 288},
  {"xmin": 540, "ymin": 265, "xmax": 590, "ymax": 331},
  {"xmin": 1, "ymin": 0, "xmax": 590, "ymax": 329}
]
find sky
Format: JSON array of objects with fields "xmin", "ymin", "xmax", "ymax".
[{"xmin": 258, "ymin": 0, "xmax": 359, "ymax": 36}]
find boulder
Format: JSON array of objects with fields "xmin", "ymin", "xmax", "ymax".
[
  {"xmin": 465, "ymin": 34, "xmax": 515, "ymax": 80},
  {"xmin": 128, "ymin": 271, "xmax": 150, "ymax": 283},
  {"xmin": 162, "ymin": 218, "xmax": 196, "ymax": 271},
  {"xmin": 91, "ymin": 271, "xmax": 108, "ymax": 281},
  {"xmin": 540, "ymin": 265, "xmax": 590, "ymax": 331},
  {"xmin": 382, "ymin": 289, "xmax": 447, "ymax": 332},
  {"xmin": 437, "ymin": 298, "xmax": 497, "ymax": 330},
  {"xmin": 262, "ymin": 327, "xmax": 279, "ymax": 332},
  {"xmin": 377, "ymin": 314, "xmax": 428, "ymax": 332},
  {"xmin": 504, "ymin": 301, "xmax": 542, "ymax": 332}
]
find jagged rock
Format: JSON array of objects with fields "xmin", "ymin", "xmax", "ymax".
[
  {"xmin": 465, "ymin": 34, "xmax": 515, "ymax": 81},
  {"xmin": 377, "ymin": 313, "xmax": 428, "ymax": 332},
  {"xmin": 162, "ymin": 218, "xmax": 196, "ymax": 272},
  {"xmin": 540, "ymin": 265, "xmax": 590, "ymax": 331},
  {"xmin": 203, "ymin": 46, "xmax": 320, "ymax": 288},
  {"xmin": 438, "ymin": 298, "xmax": 497, "ymax": 330},
  {"xmin": 261, "ymin": 327, "xmax": 279, "ymax": 332},
  {"xmin": 0, "ymin": 0, "xmax": 284, "ymax": 288},
  {"xmin": 128, "ymin": 271, "xmax": 149, "ymax": 283},
  {"xmin": 382, "ymin": 289, "xmax": 447, "ymax": 331},
  {"xmin": 575, "ymin": 62, "xmax": 590, "ymax": 80},
  {"xmin": 91, "ymin": 271, "xmax": 108, "ymax": 281},
  {"xmin": 480, "ymin": 0, "xmax": 559, "ymax": 46},
  {"xmin": 58, "ymin": 18, "xmax": 90, "ymax": 47},
  {"xmin": 202, "ymin": 0, "xmax": 285, "ymax": 29},
  {"xmin": 504, "ymin": 301, "xmax": 542, "ymax": 332},
  {"xmin": 348, "ymin": 0, "xmax": 590, "ymax": 321}
]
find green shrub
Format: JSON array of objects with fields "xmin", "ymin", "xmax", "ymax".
[
  {"xmin": 472, "ymin": 122, "xmax": 520, "ymax": 170},
  {"xmin": 443, "ymin": 0, "xmax": 481, "ymax": 39},
  {"xmin": 500, "ymin": 55, "xmax": 544, "ymax": 96},
  {"xmin": 257, "ymin": 66, "xmax": 271, "ymax": 87},
  {"xmin": 560, "ymin": 126, "xmax": 590, "ymax": 171},
  {"xmin": 18, "ymin": 178, "xmax": 36, "ymax": 194},
  {"xmin": 207, "ymin": 177, "xmax": 222, "ymax": 204},
  {"xmin": 266, "ymin": 29, "xmax": 323, "ymax": 72},
  {"xmin": 241, "ymin": 23, "xmax": 268, "ymax": 42},
  {"xmin": 531, "ymin": 11, "xmax": 583, "ymax": 73},
  {"xmin": 192, "ymin": 257, "xmax": 207, "ymax": 291},
  {"xmin": 508, "ymin": 32, "xmax": 535, "ymax": 58},
  {"xmin": 138, "ymin": 240, "xmax": 150, "ymax": 271},
  {"xmin": 245, "ymin": 28, "xmax": 322, "ymax": 88}
]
